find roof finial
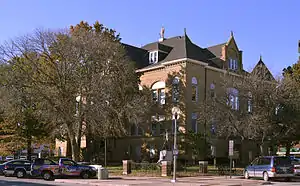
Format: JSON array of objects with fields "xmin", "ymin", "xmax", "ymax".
[
  {"xmin": 184, "ymin": 28, "xmax": 187, "ymax": 35},
  {"xmin": 230, "ymin": 30, "xmax": 234, "ymax": 37},
  {"xmin": 160, "ymin": 27, "xmax": 165, "ymax": 38},
  {"xmin": 159, "ymin": 26, "xmax": 165, "ymax": 42},
  {"xmin": 260, "ymin": 54, "xmax": 262, "ymax": 61}
]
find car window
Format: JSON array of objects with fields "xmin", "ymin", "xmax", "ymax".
[
  {"xmin": 274, "ymin": 157, "xmax": 291, "ymax": 166},
  {"xmin": 62, "ymin": 160, "xmax": 76, "ymax": 166},
  {"xmin": 44, "ymin": 159, "xmax": 56, "ymax": 165},
  {"xmin": 258, "ymin": 158, "xmax": 271, "ymax": 165},
  {"xmin": 34, "ymin": 159, "xmax": 44, "ymax": 165},
  {"xmin": 12, "ymin": 161, "xmax": 25, "ymax": 165},
  {"xmin": 251, "ymin": 158, "xmax": 259, "ymax": 165}
]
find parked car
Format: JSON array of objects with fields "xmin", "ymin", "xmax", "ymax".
[
  {"xmin": 58, "ymin": 158, "xmax": 97, "ymax": 179},
  {"xmin": 3, "ymin": 160, "xmax": 31, "ymax": 178},
  {"xmin": 5, "ymin": 156, "xmax": 14, "ymax": 161},
  {"xmin": 30, "ymin": 158, "xmax": 60, "ymax": 180},
  {"xmin": 290, "ymin": 157, "xmax": 300, "ymax": 176},
  {"xmin": 244, "ymin": 156, "xmax": 294, "ymax": 181},
  {"xmin": 30, "ymin": 158, "xmax": 97, "ymax": 180},
  {"xmin": 0, "ymin": 163, "xmax": 4, "ymax": 175}
]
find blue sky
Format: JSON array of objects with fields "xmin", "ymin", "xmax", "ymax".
[{"xmin": 1, "ymin": 0, "xmax": 299, "ymax": 76}]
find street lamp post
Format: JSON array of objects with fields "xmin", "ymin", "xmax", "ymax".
[{"xmin": 171, "ymin": 107, "xmax": 180, "ymax": 183}]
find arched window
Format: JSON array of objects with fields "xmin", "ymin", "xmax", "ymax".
[
  {"xmin": 172, "ymin": 77, "xmax": 180, "ymax": 103},
  {"xmin": 151, "ymin": 81, "xmax": 165, "ymax": 105},
  {"xmin": 191, "ymin": 77, "xmax": 198, "ymax": 102},
  {"xmin": 227, "ymin": 88, "xmax": 239, "ymax": 110}
]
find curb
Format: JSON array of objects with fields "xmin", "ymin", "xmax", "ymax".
[{"xmin": 55, "ymin": 180, "xmax": 130, "ymax": 186}]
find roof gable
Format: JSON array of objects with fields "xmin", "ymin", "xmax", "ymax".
[{"xmin": 251, "ymin": 56, "xmax": 275, "ymax": 81}]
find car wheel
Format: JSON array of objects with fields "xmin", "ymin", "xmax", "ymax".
[
  {"xmin": 16, "ymin": 170, "xmax": 25, "ymax": 178},
  {"xmin": 263, "ymin": 172, "xmax": 269, "ymax": 181},
  {"xmin": 244, "ymin": 171, "xmax": 250, "ymax": 179},
  {"xmin": 42, "ymin": 171, "xmax": 54, "ymax": 181},
  {"xmin": 81, "ymin": 171, "xmax": 89, "ymax": 179}
]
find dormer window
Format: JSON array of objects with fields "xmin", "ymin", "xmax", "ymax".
[
  {"xmin": 149, "ymin": 51, "xmax": 158, "ymax": 64},
  {"xmin": 229, "ymin": 58, "xmax": 238, "ymax": 70}
]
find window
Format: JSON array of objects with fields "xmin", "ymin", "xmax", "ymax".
[
  {"xmin": 191, "ymin": 113, "xmax": 197, "ymax": 133},
  {"xmin": 251, "ymin": 158, "xmax": 259, "ymax": 165},
  {"xmin": 149, "ymin": 51, "xmax": 158, "ymax": 64},
  {"xmin": 247, "ymin": 92, "xmax": 252, "ymax": 113},
  {"xmin": 210, "ymin": 83, "xmax": 216, "ymax": 98},
  {"xmin": 62, "ymin": 160, "xmax": 76, "ymax": 166},
  {"xmin": 227, "ymin": 88, "xmax": 239, "ymax": 110},
  {"xmin": 211, "ymin": 118, "xmax": 216, "ymax": 135},
  {"xmin": 191, "ymin": 77, "xmax": 198, "ymax": 102},
  {"xmin": 258, "ymin": 158, "xmax": 271, "ymax": 165},
  {"xmin": 12, "ymin": 161, "xmax": 27, "ymax": 165},
  {"xmin": 228, "ymin": 58, "xmax": 238, "ymax": 70},
  {"xmin": 151, "ymin": 123, "xmax": 157, "ymax": 136},
  {"xmin": 131, "ymin": 125, "xmax": 137, "ymax": 136},
  {"xmin": 172, "ymin": 77, "xmax": 180, "ymax": 103},
  {"xmin": 137, "ymin": 127, "xmax": 144, "ymax": 136},
  {"xmin": 160, "ymin": 123, "xmax": 165, "ymax": 135},
  {"xmin": 152, "ymin": 81, "xmax": 166, "ymax": 105},
  {"xmin": 160, "ymin": 89, "xmax": 165, "ymax": 105}
]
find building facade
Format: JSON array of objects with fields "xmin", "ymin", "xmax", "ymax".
[{"xmin": 55, "ymin": 28, "xmax": 274, "ymax": 165}]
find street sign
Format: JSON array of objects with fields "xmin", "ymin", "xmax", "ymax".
[{"xmin": 229, "ymin": 140, "xmax": 234, "ymax": 156}]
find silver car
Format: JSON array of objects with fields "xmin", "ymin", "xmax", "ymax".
[{"xmin": 244, "ymin": 156, "xmax": 294, "ymax": 181}]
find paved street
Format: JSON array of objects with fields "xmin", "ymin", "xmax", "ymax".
[
  {"xmin": 1, "ymin": 176, "xmax": 300, "ymax": 186},
  {"xmin": 0, "ymin": 176, "xmax": 86, "ymax": 186}
]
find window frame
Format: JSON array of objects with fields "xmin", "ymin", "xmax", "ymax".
[
  {"xmin": 191, "ymin": 77, "xmax": 198, "ymax": 102},
  {"xmin": 149, "ymin": 51, "xmax": 158, "ymax": 64}
]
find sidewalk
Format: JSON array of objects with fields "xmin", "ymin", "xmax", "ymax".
[{"xmin": 54, "ymin": 176, "xmax": 265, "ymax": 186}]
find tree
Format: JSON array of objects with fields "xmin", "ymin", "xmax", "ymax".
[
  {"xmin": 198, "ymin": 71, "xmax": 278, "ymax": 156},
  {"xmin": 0, "ymin": 63, "xmax": 50, "ymax": 159},
  {"xmin": 278, "ymin": 63, "xmax": 300, "ymax": 155},
  {"xmin": 0, "ymin": 21, "xmax": 152, "ymax": 161}
]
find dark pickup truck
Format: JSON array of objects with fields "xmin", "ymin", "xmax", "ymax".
[
  {"xmin": 31, "ymin": 158, "xmax": 97, "ymax": 180},
  {"xmin": 3, "ymin": 160, "xmax": 31, "ymax": 178}
]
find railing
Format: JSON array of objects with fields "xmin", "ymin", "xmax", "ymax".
[{"xmin": 131, "ymin": 162, "xmax": 161, "ymax": 176}]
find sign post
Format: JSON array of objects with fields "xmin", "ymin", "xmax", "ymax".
[{"xmin": 229, "ymin": 140, "xmax": 234, "ymax": 179}]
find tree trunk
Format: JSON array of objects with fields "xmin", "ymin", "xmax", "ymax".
[
  {"xmin": 285, "ymin": 142, "xmax": 291, "ymax": 156},
  {"xmin": 259, "ymin": 144, "xmax": 264, "ymax": 156},
  {"xmin": 85, "ymin": 129, "xmax": 93, "ymax": 162},
  {"xmin": 27, "ymin": 136, "xmax": 32, "ymax": 161},
  {"xmin": 70, "ymin": 136, "xmax": 80, "ymax": 161}
]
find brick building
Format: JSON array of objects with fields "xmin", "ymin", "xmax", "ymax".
[{"xmin": 55, "ymin": 28, "xmax": 274, "ymax": 165}]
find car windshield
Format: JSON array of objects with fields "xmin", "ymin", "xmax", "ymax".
[{"xmin": 274, "ymin": 157, "xmax": 291, "ymax": 166}]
